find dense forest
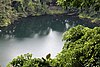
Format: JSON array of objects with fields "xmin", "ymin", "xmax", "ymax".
[
  {"xmin": 0, "ymin": 0, "xmax": 100, "ymax": 27},
  {"xmin": 0, "ymin": 0, "xmax": 100, "ymax": 67},
  {"xmin": 0, "ymin": 0, "xmax": 61, "ymax": 27},
  {"xmin": 57, "ymin": 0, "xmax": 100, "ymax": 22}
]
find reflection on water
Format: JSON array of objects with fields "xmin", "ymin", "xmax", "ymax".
[{"xmin": 0, "ymin": 14, "xmax": 99, "ymax": 67}]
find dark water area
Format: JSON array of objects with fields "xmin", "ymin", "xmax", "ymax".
[{"xmin": 0, "ymin": 14, "xmax": 99, "ymax": 67}]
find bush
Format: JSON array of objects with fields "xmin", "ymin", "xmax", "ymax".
[
  {"xmin": 7, "ymin": 53, "xmax": 52, "ymax": 67},
  {"xmin": 55, "ymin": 25, "xmax": 100, "ymax": 67}
]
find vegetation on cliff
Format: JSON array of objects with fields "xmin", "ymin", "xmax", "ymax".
[
  {"xmin": 0, "ymin": 0, "xmax": 63, "ymax": 27},
  {"xmin": 0, "ymin": 0, "xmax": 100, "ymax": 27},
  {"xmin": 7, "ymin": 25, "xmax": 100, "ymax": 67},
  {"xmin": 57, "ymin": 0, "xmax": 100, "ymax": 22}
]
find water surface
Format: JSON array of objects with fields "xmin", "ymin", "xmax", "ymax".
[{"xmin": 0, "ymin": 14, "xmax": 99, "ymax": 67}]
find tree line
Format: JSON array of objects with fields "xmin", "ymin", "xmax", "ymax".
[{"xmin": 0, "ymin": 0, "xmax": 57, "ymax": 27}]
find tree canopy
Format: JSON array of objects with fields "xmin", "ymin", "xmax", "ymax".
[
  {"xmin": 55, "ymin": 25, "xmax": 100, "ymax": 67},
  {"xmin": 0, "ymin": 0, "xmax": 59, "ymax": 27},
  {"xmin": 57, "ymin": 0, "xmax": 100, "ymax": 22},
  {"xmin": 57, "ymin": 0, "xmax": 100, "ymax": 11}
]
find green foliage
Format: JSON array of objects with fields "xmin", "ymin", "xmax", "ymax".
[
  {"xmin": 55, "ymin": 25, "xmax": 100, "ymax": 67},
  {"xmin": 57, "ymin": 0, "xmax": 100, "ymax": 10},
  {"xmin": 7, "ymin": 53, "xmax": 52, "ymax": 67},
  {"xmin": 0, "ymin": 0, "xmax": 17, "ymax": 27},
  {"xmin": 7, "ymin": 25, "xmax": 100, "ymax": 67},
  {"xmin": 0, "ymin": 0, "xmax": 62, "ymax": 27},
  {"xmin": 57, "ymin": 0, "xmax": 100, "ymax": 21}
]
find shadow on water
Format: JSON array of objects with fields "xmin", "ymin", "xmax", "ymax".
[
  {"xmin": 0, "ymin": 14, "xmax": 99, "ymax": 40},
  {"xmin": 0, "ymin": 15, "xmax": 66, "ymax": 39}
]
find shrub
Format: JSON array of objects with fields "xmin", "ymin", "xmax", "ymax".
[
  {"xmin": 55, "ymin": 25, "xmax": 100, "ymax": 67},
  {"xmin": 7, "ymin": 53, "xmax": 52, "ymax": 67}
]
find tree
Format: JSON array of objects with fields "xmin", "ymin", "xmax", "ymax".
[
  {"xmin": 0, "ymin": 0, "xmax": 51, "ymax": 26},
  {"xmin": 7, "ymin": 53, "xmax": 52, "ymax": 67},
  {"xmin": 55, "ymin": 25, "xmax": 100, "ymax": 67},
  {"xmin": 57, "ymin": 0, "xmax": 100, "ymax": 10}
]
